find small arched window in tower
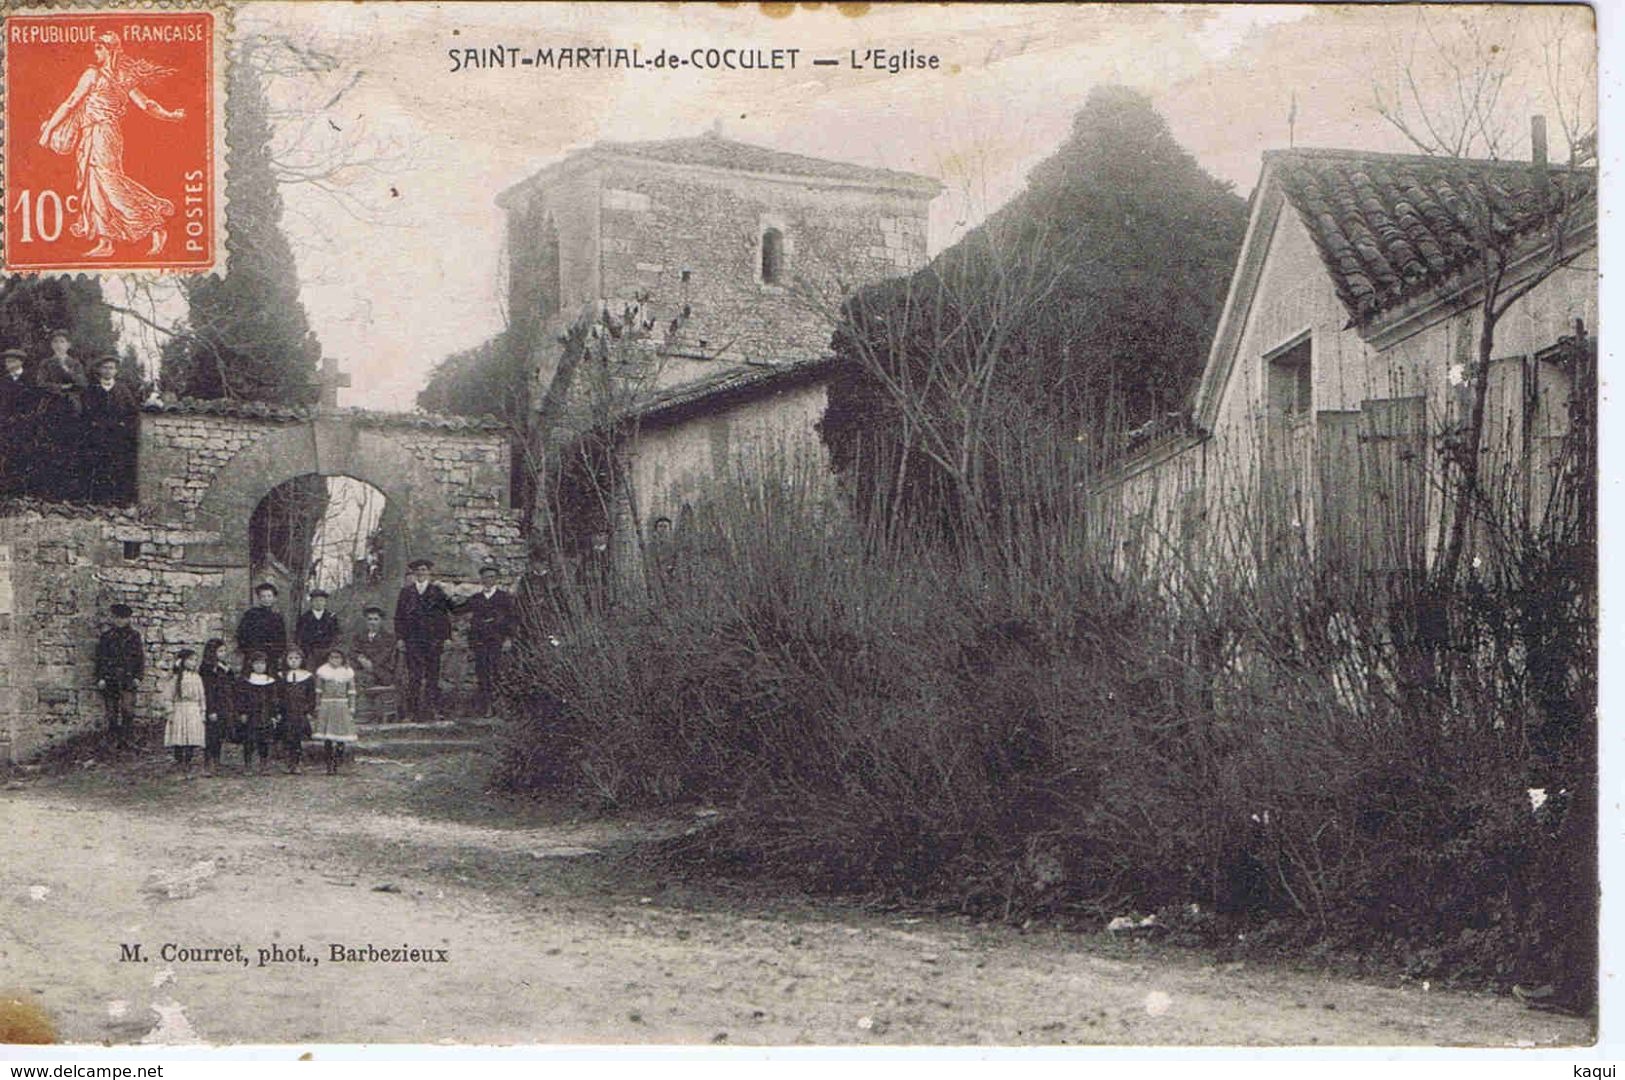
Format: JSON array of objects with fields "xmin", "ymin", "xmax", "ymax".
[{"xmin": 761, "ymin": 227, "xmax": 785, "ymax": 285}]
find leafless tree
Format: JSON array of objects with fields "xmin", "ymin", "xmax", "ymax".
[{"xmin": 1372, "ymin": 7, "xmax": 1596, "ymax": 586}]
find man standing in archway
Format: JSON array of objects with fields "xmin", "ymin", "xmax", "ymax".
[{"xmin": 395, "ymin": 558, "xmax": 453, "ymax": 721}]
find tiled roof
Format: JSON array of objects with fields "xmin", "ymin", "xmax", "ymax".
[
  {"xmin": 501, "ymin": 134, "xmax": 942, "ymax": 201},
  {"xmin": 630, "ymin": 356, "xmax": 833, "ymax": 426},
  {"xmin": 141, "ymin": 397, "xmax": 510, "ymax": 433},
  {"xmin": 1269, "ymin": 148, "xmax": 1595, "ymax": 323}
]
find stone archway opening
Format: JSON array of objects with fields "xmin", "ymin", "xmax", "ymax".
[{"xmin": 248, "ymin": 474, "xmax": 388, "ymax": 614}]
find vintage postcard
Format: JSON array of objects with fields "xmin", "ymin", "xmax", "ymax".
[{"xmin": 0, "ymin": 0, "xmax": 1603, "ymax": 1062}]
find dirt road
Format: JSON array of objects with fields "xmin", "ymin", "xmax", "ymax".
[{"xmin": 0, "ymin": 724, "xmax": 1592, "ymax": 1047}]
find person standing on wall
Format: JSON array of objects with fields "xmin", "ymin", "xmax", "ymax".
[
  {"xmin": 94, "ymin": 602, "xmax": 144, "ymax": 750},
  {"xmin": 460, "ymin": 563, "xmax": 517, "ymax": 719},
  {"xmin": 81, "ymin": 354, "xmax": 140, "ymax": 505},
  {"xmin": 236, "ymin": 582, "xmax": 288, "ymax": 675},
  {"xmin": 34, "ymin": 329, "xmax": 87, "ymax": 501},
  {"xmin": 0, "ymin": 347, "xmax": 39, "ymax": 497},
  {"xmin": 395, "ymin": 558, "xmax": 453, "ymax": 722}
]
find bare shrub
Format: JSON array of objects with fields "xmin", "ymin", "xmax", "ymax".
[{"xmin": 496, "ymin": 341, "xmax": 1593, "ymax": 1008}]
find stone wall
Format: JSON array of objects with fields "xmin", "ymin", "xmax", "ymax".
[
  {"xmin": 139, "ymin": 406, "xmax": 526, "ymax": 580},
  {"xmin": 0, "ymin": 405, "xmax": 529, "ymax": 761},
  {"xmin": 0, "ymin": 508, "xmax": 228, "ymax": 761},
  {"xmin": 592, "ymin": 158, "xmax": 930, "ymax": 366},
  {"xmin": 626, "ymin": 377, "xmax": 835, "ymax": 528},
  {"xmin": 505, "ymin": 155, "xmax": 933, "ymax": 372}
]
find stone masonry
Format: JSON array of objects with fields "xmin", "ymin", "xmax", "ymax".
[
  {"xmin": 0, "ymin": 401, "xmax": 526, "ymax": 761},
  {"xmin": 496, "ymin": 134, "xmax": 939, "ymax": 564}
]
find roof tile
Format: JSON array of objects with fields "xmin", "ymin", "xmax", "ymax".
[{"xmin": 1268, "ymin": 148, "xmax": 1594, "ymax": 323}]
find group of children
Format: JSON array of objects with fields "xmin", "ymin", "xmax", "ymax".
[{"xmin": 163, "ymin": 638, "xmax": 359, "ymax": 779}]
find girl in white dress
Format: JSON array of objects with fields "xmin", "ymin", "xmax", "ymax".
[
  {"xmin": 314, "ymin": 648, "xmax": 358, "ymax": 775},
  {"xmin": 163, "ymin": 649, "xmax": 206, "ymax": 778}
]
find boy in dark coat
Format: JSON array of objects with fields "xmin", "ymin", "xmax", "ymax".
[
  {"xmin": 460, "ymin": 564, "xmax": 517, "ymax": 717},
  {"xmin": 199, "ymin": 638, "xmax": 236, "ymax": 777},
  {"xmin": 236, "ymin": 582, "xmax": 288, "ymax": 674},
  {"xmin": 81, "ymin": 355, "xmax": 140, "ymax": 505},
  {"xmin": 94, "ymin": 603, "xmax": 144, "ymax": 749},
  {"xmin": 395, "ymin": 558, "xmax": 454, "ymax": 721},
  {"xmin": 295, "ymin": 589, "xmax": 342, "ymax": 661},
  {"xmin": 0, "ymin": 347, "xmax": 38, "ymax": 497},
  {"xmin": 34, "ymin": 329, "xmax": 86, "ymax": 500}
]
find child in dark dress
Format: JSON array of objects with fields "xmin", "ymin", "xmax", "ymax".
[
  {"xmin": 238, "ymin": 651, "xmax": 278, "ymax": 774},
  {"xmin": 199, "ymin": 638, "xmax": 236, "ymax": 778},
  {"xmin": 280, "ymin": 648, "xmax": 316, "ymax": 775}
]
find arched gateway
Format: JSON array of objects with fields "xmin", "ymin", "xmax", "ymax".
[{"xmin": 0, "ymin": 400, "xmax": 525, "ymax": 761}]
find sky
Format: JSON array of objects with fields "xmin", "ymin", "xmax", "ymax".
[{"xmin": 121, "ymin": 2, "xmax": 1597, "ymax": 411}]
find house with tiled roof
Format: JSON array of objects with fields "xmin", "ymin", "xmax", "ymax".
[
  {"xmin": 1094, "ymin": 139, "xmax": 1596, "ymax": 579},
  {"xmin": 496, "ymin": 132, "xmax": 941, "ymax": 562}
]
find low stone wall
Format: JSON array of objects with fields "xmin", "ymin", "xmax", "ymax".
[
  {"xmin": 0, "ymin": 506, "xmax": 229, "ymax": 762},
  {"xmin": 2, "ymin": 404, "xmax": 532, "ymax": 762}
]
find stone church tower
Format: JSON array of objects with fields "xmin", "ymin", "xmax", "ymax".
[{"xmin": 495, "ymin": 133, "xmax": 941, "ymax": 550}]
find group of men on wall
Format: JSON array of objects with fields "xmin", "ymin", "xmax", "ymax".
[
  {"xmin": 232, "ymin": 558, "xmax": 518, "ymax": 722},
  {"xmin": 0, "ymin": 329, "xmax": 140, "ymax": 504}
]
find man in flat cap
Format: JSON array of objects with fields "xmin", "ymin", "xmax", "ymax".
[
  {"xmin": 395, "ymin": 558, "xmax": 454, "ymax": 721},
  {"xmin": 459, "ymin": 563, "xmax": 518, "ymax": 718},
  {"xmin": 81, "ymin": 354, "xmax": 140, "ymax": 504},
  {"xmin": 295, "ymin": 588, "xmax": 342, "ymax": 664},
  {"xmin": 94, "ymin": 602, "xmax": 145, "ymax": 750},
  {"xmin": 0, "ymin": 347, "xmax": 39, "ymax": 497},
  {"xmin": 36, "ymin": 329, "xmax": 86, "ymax": 398},
  {"xmin": 236, "ymin": 582, "xmax": 288, "ymax": 675}
]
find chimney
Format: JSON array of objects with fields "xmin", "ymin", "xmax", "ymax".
[{"xmin": 1532, "ymin": 115, "xmax": 1551, "ymax": 202}]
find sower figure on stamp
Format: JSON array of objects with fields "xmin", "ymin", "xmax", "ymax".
[
  {"xmin": 81, "ymin": 354, "xmax": 140, "ymax": 504},
  {"xmin": 295, "ymin": 588, "xmax": 341, "ymax": 664},
  {"xmin": 94, "ymin": 602, "xmax": 144, "ymax": 750},
  {"xmin": 395, "ymin": 558, "xmax": 454, "ymax": 722},
  {"xmin": 0, "ymin": 347, "xmax": 39, "ymax": 497},
  {"xmin": 460, "ymin": 564, "xmax": 517, "ymax": 719},
  {"xmin": 351, "ymin": 605, "xmax": 398, "ymax": 723},
  {"xmin": 236, "ymin": 582, "xmax": 288, "ymax": 675},
  {"xmin": 38, "ymin": 32, "xmax": 185, "ymax": 258}
]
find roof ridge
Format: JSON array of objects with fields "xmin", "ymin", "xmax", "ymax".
[
  {"xmin": 1265, "ymin": 145, "xmax": 1590, "ymax": 171},
  {"xmin": 499, "ymin": 131, "xmax": 943, "ymax": 204}
]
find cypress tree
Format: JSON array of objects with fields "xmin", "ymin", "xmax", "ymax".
[{"xmin": 161, "ymin": 40, "xmax": 320, "ymax": 404}]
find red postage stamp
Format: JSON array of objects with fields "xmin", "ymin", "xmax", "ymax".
[{"xmin": 2, "ymin": 7, "xmax": 226, "ymax": 275}]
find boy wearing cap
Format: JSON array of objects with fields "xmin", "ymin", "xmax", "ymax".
[
  {"xmin": 295, "ymin": 588, "xmax": 342, "ymax": 662},
  {"xmin": 460, "ymin": 564, "xmax": 517, "ymax": 718},
  {"xmin": 82, "ymin": 355, "xmax": 140, "ymax": 504},
  {"xmin": 395, "ymin": 558, "xmax": 454, "ymax": 721},
  {"xmin": 0, "ymin": 347, "xmax": 38, "ymax": 496},
  {"xmin": 94, "ymin": 603, "xmax": 145, "ymax": 749},
  {"xmin": 35, "ymin": 329, "xmax": 86, "ymax": 399},
  {"xmin": 236, "ymin": 582, "xmax": 288, "ymax": 674}
]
